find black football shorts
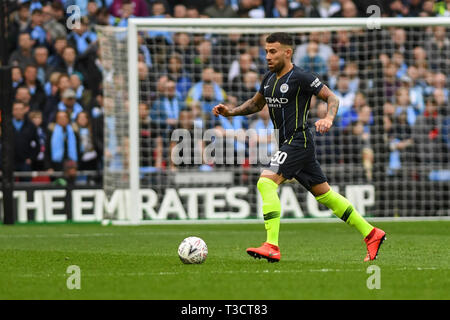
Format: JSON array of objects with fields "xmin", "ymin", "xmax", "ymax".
[{"xmin": 268, "ymin": 129, "xmax": 328, "ymax": 190}]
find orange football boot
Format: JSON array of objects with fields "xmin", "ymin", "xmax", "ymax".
[
  {"xmin": 247, "ymin": 242, "xmax": 281, "ymax": 263},
  {"xmin": 364, "ymin": 227, "xmax": 386, "ymax": 262}
]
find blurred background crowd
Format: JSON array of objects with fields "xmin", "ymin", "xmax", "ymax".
[{"xmin": 1, "ymin": 0, "xmax": 449, "ymax": 186}]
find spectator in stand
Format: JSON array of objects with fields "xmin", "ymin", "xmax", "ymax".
[
  {"xmin": 75, "ymin": 111, "xmax": 99, "ymax": 171},
  {"xmin": 334, "ymin": 73, "xmax": 356, "ymax": 128},
  {"xmin": 332, "ymin": 30, "xmax": 357, "ymax": 65},
  {"xmin": 15, "ymin": 86, "xmax": 32, "ymax": 114},
  {"xmin": 203, "ymin": 0, "xmax": 238, "ymax": 17},
  {"xmin": 186, "ymin": 6, "xmax": 202, "ymax": 18},
  {"xmin": 46, "ymin": 110, "xmax": 79, "ymax": 172},
  {"xmin": 86, "ymin": 0, "xmax": 100, "ymax": 27},
  {"xmin": 228, "ymin": 52, "xmax": 258, "ymax": 85},
  {"xmin": 390, "ymin": 28, "xmax": 412, "ymax": 62},
  {"xmin": 232, "ymin": 70, "xmax": 260, "ymax": 105},
  {"xmin": 249, "ymin": 105, "xmax": 275, "ymax": 165},
  {"xmin": 173, "ymin": 4, "xmax": 187, "ymax": 18},
  {"xmin": 388, "ymin": 0, "xmax": 410, "ymax": 17},
  {"xmin": 316, "ymin": 0, "xmax": 341, "ymax": 18},
  {"xmin": 58, "ymin": 88, "xmax": 84, "ymax": 122},
  {"xmin": 213, "ymin": 95, "xmax": 248, "ymax": 163},
  {"xmin": 298, "ymin": 41, "xmax": 327, "ymax": 78},
  {"xmin": 237, "ymin": 0, "xmax": 265, "ymax": 18},
  {"xmin": 406, "ymin": 66, "xmax": 426, "ymax": 113},
  {"xmin": 356, "ymin": 104, "xmax": 375, "ymax": 181},
  {"xmin": 139, "ymin": 103, "xmax": 163, "ymax": 170},
  {"xmin": 420, "ymin": 0, "xmax": 436, "ymax": 16},
  {"xmin": 44, "ymin": 73, "xmax": 71, "ymax": 126},
  {"xmin": 197, "ymin": 81, "xmax": 223, "ymax": 115},
  {"xmin": 55, "ymin": 46, "xmax": 83, "ymax": 77},
  {"xmin": 44, "ymin": 72, "xmax": 61, "ymax": 97},
  {"xmin": 110, "ymin": 0, "xmax": 149, "ymax": 17},
  {"xmin": 288, "ymin": 0, "xmax": 320, "ymax": 17},
  {"xmin": 137, "ymin": 34, "xmax": 152, "ymax": 69},
  {"xmin": 28, "ymin": 110, "xmax": 47, "ymax": 171},
  {"xmin": 270, "ymin": 0, "xmax": 289, "ymax": 18},
  {"xmin": 388, "ymin": 110, "xmax": 414, "ymax": 176},
  {"xmin": 169, "ymin": 108, "xmax": 205, "ymax": 171},
  {"xmin": 147, "ymin": 1, "xmax": 173, "ymax": 45},
  {"xmin": 293, "ymin": 32, "xmax": 334, "ymax": 69},
  {"xmin": 9, "ymin": 32, "xmax": 35, "ymax": 69},
  {"xmin": 167, "ymin": 53, "xmax": 192, "ymax": 100},
  {"xmin": 70, "ymin": 72, "xmax": 92, "ymax": 111},
  {"xmin": 311, "ymin": 101, "xmax": 339, "ymax": 165},
  {"xmin": 186, "ymin": 67, "xmax": 227, "ymax": 108},
  {"xmin": 20, "ymin": 64, "xmax": 46, "ymax": 112},
  {"xmin": 344, "ymin": 62, "xmax": 360, "ymax": 94},
  {"xmin": 9, "ymin": 3, "xmax": 30, "ymax": 48},
  {"xmin": 327, "ymin": 54, "xmax": 341, "ymax": 91},
  {"xmin": 12, "ymin": 66, "xmax": 23, "ymax": 89},
  {"xmin": 47, "ymin": 36, "xmax": 67, "ymax": 69},
  {"xmin": 413, "ymin": 97, "xmax": 447, "ymax": 165},
  {"xmin": 425, "ymin": 26, "xmax": 450, "ymax": 74},
  {"xmin": 12, "ymin": 100, "xmax": 39, "ymax": 173},
  {"xmin": 173, "ymin": 32, "xmax": 194, "ymax": 67},
  {"xmin": 151, "ymin": 78, "xmax": 185, "ymax": 129},
  {"xmin": 112, "ymin": 0, "xmax": 136, "ymax": 27},
  {"xmin": 383, "ymin": 62, "xmax": 401, "ymax": 103},
  {"xmin": 433, "ymin": 72, "xmax": 449, "ymax": 102},
  {"xmin": 33, "ymin": 46, "xmax": 51, "ymax": 85},
  {"xmin": 50, "ymin": 2, "xmax": 67, "ymax": 27},
  {"xmin": 433, "ymin": 89, "xmax": 448, "ymax": 116},
  {"xmin": 395, "ymin": 87, "xmax": 417, "ymax": 126},
  {"xmin": 336, "ymin": 0, "xmax": 357, "ymax": 17},
  {"xmin": 27, "ymin": 9, "xmax": 47, "ymax": 46},
  {"xmin": 67, "ymin": 16, "xmax": 98, "ymax": 56},
  {"xmin": 190, "ymin": 39, "xmax": 215, "ymax": 82},
  {"xmin": 392, "ymin": 51, "xmax": 408, "ymax": 79}
]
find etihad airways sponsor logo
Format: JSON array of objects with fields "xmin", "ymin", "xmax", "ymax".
[{"xmin": 265, "ymin": 97, "xmax": 289, "ymax": 108}]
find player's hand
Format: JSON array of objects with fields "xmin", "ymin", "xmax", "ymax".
[
  {"xmin": 212, "ymin": 104, "xmax": 232, "ymax": 117},
  {"xmin": 315, "ymin": 118, "xmax": 333, "ymax": 134}
]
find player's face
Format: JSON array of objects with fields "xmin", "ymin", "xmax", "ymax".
[{"xmin": 265, "ymin": 42, "xmax": 291, "ymax": 73}]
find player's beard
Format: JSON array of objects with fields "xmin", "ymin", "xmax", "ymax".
[{"xmin": 269, "ymin": 60, "xmax": 284, "ymax": 74}]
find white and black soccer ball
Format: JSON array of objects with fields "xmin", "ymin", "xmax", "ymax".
[{"xmin": 178, "ymin": 236, "xmax": 208, "ymax": 264}]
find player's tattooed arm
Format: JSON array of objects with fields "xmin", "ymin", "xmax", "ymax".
[
  {"xmin": 315, "ymin": 85, "xmax": 339, "ymax": 134},
  {"xmin": 316, "ymin": 85, "xmax": 339, "ymax": 121},
  {"xmin": 213, "ymin": 92, "xmax": 266, "ymax": 117}
]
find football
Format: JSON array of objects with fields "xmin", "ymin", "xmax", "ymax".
[{"xmin": 178, "ymin": 236, "xmax": 208, "ymax": 264}]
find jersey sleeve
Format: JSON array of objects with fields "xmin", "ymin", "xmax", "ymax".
[{"xmin": 300, "ymin": 72, "xmax": 324, "ymax": 95}]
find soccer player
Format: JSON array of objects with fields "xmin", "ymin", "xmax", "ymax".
[{"xmin": 212, "ymin": 32, "xmax": 386, "ymax": 262}]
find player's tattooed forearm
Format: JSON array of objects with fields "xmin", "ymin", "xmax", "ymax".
[
  {"xmin": 231, "ymin": 99, "xmax": 261, "ymax": 116},
  {"xmin": 326, "ymin": 95, "xmax": 339, "ymax": 120}
]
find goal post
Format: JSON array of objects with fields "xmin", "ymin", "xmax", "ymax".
[{"xmin": 98, "ymin": 17, "xmax": 450, "ymax": 224}]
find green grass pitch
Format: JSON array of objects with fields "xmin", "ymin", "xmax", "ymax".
[{"xmin": 0, "ymin": 220, "xmax": 449, "ymax": 299}]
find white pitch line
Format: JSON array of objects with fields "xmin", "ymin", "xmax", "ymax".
[
  {"xmin": 105, "ymin": 216, "xmax": 450, "ymax": 226},
  {"xmin": 14, "ymin": 267, "xmax": 442, "ymax": 278}
]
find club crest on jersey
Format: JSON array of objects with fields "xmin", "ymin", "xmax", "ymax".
[{"xmin": 280, "ymin": 83, "xmax": 289, "ymax": 93}]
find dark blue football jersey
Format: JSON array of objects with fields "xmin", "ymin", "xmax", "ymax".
[{"xmin": 258, "ymin": 65, "xmax": 324, "ymax": 145}]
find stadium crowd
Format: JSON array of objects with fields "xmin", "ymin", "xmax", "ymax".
[{"xmin": 1, "ymin": 0, "xmax": 449, "ymax": 185}]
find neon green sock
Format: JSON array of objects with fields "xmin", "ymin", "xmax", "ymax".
[
  {"xmin": 315, "ymin": 188, "xmax": 373, "ymax": 238},
  {"xmin": 257, "ymin": 177, "xmax": 281, "ymax": 246}
]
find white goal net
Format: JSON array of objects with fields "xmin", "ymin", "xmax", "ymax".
[{"xmin": 97, "ymin": 18, "xmax": 450, "ymax": 223}]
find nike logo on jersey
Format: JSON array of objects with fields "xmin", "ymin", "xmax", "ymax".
[{"xmin": 264, "ymin": 85, "xmax": 270, "ymax": 90}]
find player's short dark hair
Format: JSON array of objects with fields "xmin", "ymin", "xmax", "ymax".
[{"xmin": 266, "ymin": 32, "xmax": 293, "ymax": 47}]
